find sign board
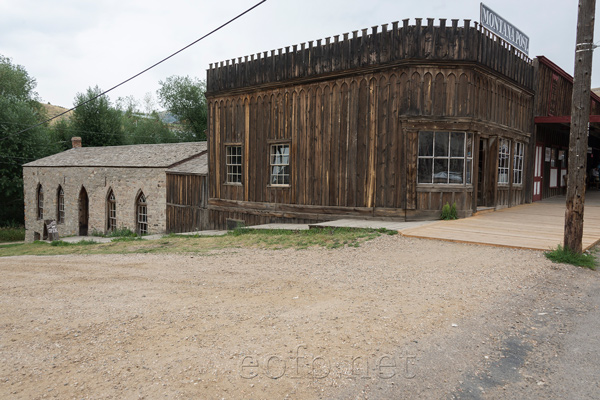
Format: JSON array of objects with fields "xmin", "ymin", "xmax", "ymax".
[
  {"xmin": 480, "ymin": 3, "xmax": 529, "ymax": 55},
  {"xmin": 44, "ymin": 219, "xmax": 60, "ymax": 242}
]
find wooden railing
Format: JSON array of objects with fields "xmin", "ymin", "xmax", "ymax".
[{"xmin": 206, "ymin": 18, "xmax": 534, "ymax": 94}]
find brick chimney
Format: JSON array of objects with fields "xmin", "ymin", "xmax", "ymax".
[{"xmin": 71, "ymin": 137, "xmax": 82, "ymax": 148}]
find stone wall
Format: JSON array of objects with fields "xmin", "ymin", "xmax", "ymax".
[{"xmin": 23, "ymin": 166, "xmax": 167, "ymax": 242}]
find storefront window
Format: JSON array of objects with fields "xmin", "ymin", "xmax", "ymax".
[
  {"xmin": 418, "ymin": 131, "xmax": 473, "ymax": 184},
  {"xmin": 498, "ymin": 139, "xmax": 511, "ymax": 185}
]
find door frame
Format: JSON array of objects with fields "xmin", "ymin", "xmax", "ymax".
[
  {"xmin": 533, "ymin": 143, "xmax": 544, "ymax": 202},
  {"xmin": 78, "ymin": 186, "xmax": 89, "ymax": 236},
  {"xmin": 476, "ymin": 137, "xmax": 489, "ymax": 208}
]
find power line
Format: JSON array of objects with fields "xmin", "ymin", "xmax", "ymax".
[
  {"xmin": 1, "ymin": 120, "xmax": 183, "ymax": 141},
  {"xmin": 1, "ymin": 0, "xmax": 267, "ymax": 142}
]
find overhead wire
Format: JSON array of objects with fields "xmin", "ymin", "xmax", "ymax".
[{"xmin": 0, "ymin": 0, "xmax": 267, "ymax": 142}]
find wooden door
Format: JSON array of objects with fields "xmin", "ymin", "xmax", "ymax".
[
  {"xmin": 78, "ymin": 187, "xmax": 89, "ymax": 236},
  {"xmin": 477, "ymin": 138, "xmax": 488, "ymax": 207},
  {"xmin": 533, "ymin": 144, "xmax": 543, "ymax": 202}
]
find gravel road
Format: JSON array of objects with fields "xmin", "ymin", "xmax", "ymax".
[{"xmin": 0, "ymin": 235, "xmax": 598, "ymax": 399}]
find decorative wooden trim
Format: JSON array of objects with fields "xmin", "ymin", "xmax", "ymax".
[{"xmin": 267, "ymin": 138, "xmax": 292, "ymax": 144}]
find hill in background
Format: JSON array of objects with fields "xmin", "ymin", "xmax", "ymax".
[{"xmin": 41, "ymin": 103, "xmax": 73, "ymax": 125}]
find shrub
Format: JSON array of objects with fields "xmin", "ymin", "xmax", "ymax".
[
  {"xmin": 441, "ymin": 202, "xmax": 458, "ymax": 220},
  {"xmin": 0, "ymin": 226, "xmax": 25, "ymax": 242},
  {"xmin": 545, "ymin": 245, "xmax": 597, "ymax": 270}
]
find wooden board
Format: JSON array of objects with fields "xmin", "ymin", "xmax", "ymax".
[{"xmin": 401, "ymin": 193, "xmax": 600, "ymax": 251}]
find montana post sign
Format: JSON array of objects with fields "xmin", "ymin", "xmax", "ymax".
[{"xmin": 480, "ymin": 3, "xmax": 529, "ymax": 55}]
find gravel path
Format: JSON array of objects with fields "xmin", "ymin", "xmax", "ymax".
[{"xmin": 0, "ymin": 235, "xmax": 597, "ymax": 399}]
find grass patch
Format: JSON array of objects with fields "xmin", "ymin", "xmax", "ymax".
[
  {"xmin": 91, "ymin": 227, "xmax": 138, "ymax": 238},
  {"xmin": 545, "ymin": 245, "xmax": 597, "ymax": 270},
  {"xmin": 50, "ymin": 240, "xmax": 98, "ymax": 247},
  {"xmin": 0, "ymin": 227, "xmax": 387, "ymax": 257},
  {"xmin": 227, "ymin": 227, "xmax": 382, "ymax": 249},
  {"xmin": 0, "ymin": 226, "xmax": 25, "ymax": 242}
]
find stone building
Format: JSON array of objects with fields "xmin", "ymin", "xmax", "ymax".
[{"xmin": 23, "ymin": 138, "xmax": 207, "ymax": 242}]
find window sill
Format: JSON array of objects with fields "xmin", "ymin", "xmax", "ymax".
[
  {"xmin": 224, "ymin": 182, "xmax": 243, "ymax": 186},
  {"xmin": 417, "ymin": 183, "xmax": 473, "ymax": 187},
  {"xmin": 267, "ymin": 184, "xmax": 291, "ymax": 188}
]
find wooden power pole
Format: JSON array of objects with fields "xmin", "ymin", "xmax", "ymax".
[{"xmin": 564, "ymin": 0, "xmax": 596, "ymax": 253}]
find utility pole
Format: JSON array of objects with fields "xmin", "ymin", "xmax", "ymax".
[{"xmin": 564, "ymin": 0, "xmax": 596, "ymax": 253}]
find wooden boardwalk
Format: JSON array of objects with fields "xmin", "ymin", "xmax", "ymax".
[{"xmin": 401, "ymin": 192, "xmax": 600, "ymax": 251}]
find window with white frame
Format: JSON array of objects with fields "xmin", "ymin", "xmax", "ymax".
[
  {"xmin": 107, "ymin": 190, "xmax": 116, "ymax": 232},
  {"xmin": 270, "ymin": 143, "xmax": 290, "ymax": 186},
  {"xmin": 37, "ymin": 184, "xmax": 44, "ymax": 220},
  {"xmin": 226, "ymin": 145, "xmax": 242, "ymax": 184},
  {"xmin": 418, "ymin": 131, "xmax": 473, "ymax": 184},
  {"xmin": 498, "ymin": 138, "xmax": 511, "ymax": 185},
  {"xmin": 136, "ymin": 192, "xmax": 147, "ymax": 235},
  {"xmin": 57, "ymin": 186, "xmax": 64, "ymax": 224},
  {"xmin": 513, "ymin": 142, "xmax": 524, "ymax": 185}
]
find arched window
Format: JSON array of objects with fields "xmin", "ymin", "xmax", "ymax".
[
  {"xmin": 57, "ymin": 186, "xmax": 65, "ymax": 224},
  {"xmin": 107, "ymin": 189, "xmax": 116, "ymax": 232},
  {"xmin": 136, "ymin": 192, "xmax": 148, "ymax": 235},
  {"xmin": 37, "ymin": 184, "xmax": 44, "ymax": 220}
]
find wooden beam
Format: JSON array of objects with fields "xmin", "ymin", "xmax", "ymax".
[
  {"xmin": 535, "ymin": 115, "xmax": 600, "ymax": 123},
  {"xmin": 564, "ymin": 0, "xmax": 596, "ymax": 253}
]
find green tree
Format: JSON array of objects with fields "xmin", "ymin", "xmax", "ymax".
[
  {"xmin": 70, "ymin": 86, "xmax": 124, "ymax": 147},
  {"xmin": 0, "ymin": 55, "xmax": 53, "ymax": 225},
  {"xmin": 121, "ymin": 112, "xmax": 178, "ymax": 145},
  {"xmin": 157, "ymin": 75, "xmax": 207, "ymax": 141}
]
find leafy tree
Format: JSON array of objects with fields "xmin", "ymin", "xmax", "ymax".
[
  {"xmin": 70, "ymin": 86, "xmax": 124, "ymax": 147},
  {"xmin": 0, "ymin": 55, "xmax": 53, "ymax": 225},
  {"xmin": 157, "ymin": 75, "xmax": 207, "ymax": 141},
  {"xmin": 121, "ymin": 112, "xmax": 178, "ymax": 145},
  {"xmin": 48, "ymin": 118, "xmax": 75, "ymax": 153}
]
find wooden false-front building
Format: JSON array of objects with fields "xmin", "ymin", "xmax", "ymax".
[
  {"xmin": 530, "ymin": 56, "xmax": 600, "ymax": 201},
  {"xmin": 205, "ymin": 18, "xmax": 536, "ymax": 228}
]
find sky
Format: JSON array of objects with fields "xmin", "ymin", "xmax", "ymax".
[{"xmin": 1, "ymin": 0, "xmax": 598, "ymax": 110}]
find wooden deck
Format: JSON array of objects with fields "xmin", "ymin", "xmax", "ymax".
[{"xmin": 401, "ymin": 191, "xmax": 600, "ymax": 251}]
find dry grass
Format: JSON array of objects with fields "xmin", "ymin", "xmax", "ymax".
[
  {"xmin": 41, "ymin": 103, "xmax": 73, "ymax": 124},
  {"xmin": 0, "ymin": 228, "xmax": 393, "ymax": 257}
]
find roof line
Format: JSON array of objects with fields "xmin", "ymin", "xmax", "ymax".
[
  {"xmin": 23, "ymin": 165, "xmax": 179, "ymax": 169},
  {"xmin": 537, "ymin": 55, "xmax": 600, "ymax": 103},
  {"xmin": 167, "ymin": 150, "xmax": 208, "ymax": 169}
]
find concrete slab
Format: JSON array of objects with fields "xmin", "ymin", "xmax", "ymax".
[
  {"xmin": 246, "ymin": 220, "xmax": 437, "ymax": 232},
  {"xmin": 248, "ymin": 224, "xmax": 311, "ymax": 230},
  {"xmin": 138, "ymin": 230, "xmax": 228, "ymax": 240},
  {"xmin": 173, "ymin": 230, "xmax": 228, "ymax": 236},
  {"xmin": 309, "ymin": 219, "xmax": 436, "ymax": 231},
  {"xmin": 59, "ymin": 236, "xmax": 113, "ymax": 243}
]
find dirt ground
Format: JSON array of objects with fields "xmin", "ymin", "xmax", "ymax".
[{"xmin": 0, "ymin": 235, "xmax": 598, "ymax": 399}]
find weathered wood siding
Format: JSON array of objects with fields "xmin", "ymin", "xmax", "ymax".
[
  {"xmin": 166, "ymin": 173, "xmax": 208, "ymax": 233},
  {"xmin": 206, "ymin": 19, "xmax": 534, "ymax": 226},
  {"xmin": 208, "ymin": 67, "xmax": 533, "ymax": 219},
  {"xmin": 534, "ymin": 56, "xmax": 600, "ymax": 118},
  {"xmin": 207, "ymin": 19, "xmax": 533, "ymax": 94}
]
